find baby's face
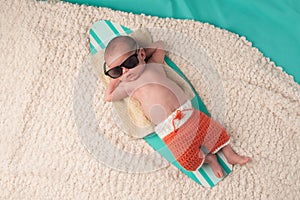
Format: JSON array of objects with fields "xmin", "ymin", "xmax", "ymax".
[{"xmin": 106, "ymin": 48, "xmax": 146, "ymax": 82}]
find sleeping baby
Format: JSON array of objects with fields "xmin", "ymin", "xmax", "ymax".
[{"xmin": 103, "ymin": 35, "xmax": 250, "ymax": 178}]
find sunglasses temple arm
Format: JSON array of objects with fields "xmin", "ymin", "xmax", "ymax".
[{"xmin": 103, "ymin": 62, "xmax": 107, "ymax": 75}]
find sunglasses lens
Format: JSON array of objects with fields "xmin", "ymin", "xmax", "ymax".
[
  {"xmin": 123, "ymin": 55, "xmax": 139, "ymax": 69},
  {"xmin": 107, "ymin": 67, "xmax": 122, "ymax": 78},
  {"xmin": 104, "ymin": 50, "xmax": 139, "ymax": 79}
]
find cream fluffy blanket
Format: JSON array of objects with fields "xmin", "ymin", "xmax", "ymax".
[{"xmin": 1, "ymin": 0, "xmax": 299, "ymax": 199}]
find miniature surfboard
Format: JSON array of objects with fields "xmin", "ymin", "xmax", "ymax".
[{"xmin": 89, "ymin": 20, "xmax": 232, "ymax": 187}]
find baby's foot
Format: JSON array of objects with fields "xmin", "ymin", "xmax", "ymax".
[
  {"xmin": 222, "ymin": 145, "xmax": 251, "ymax": 165},
  {"xmin": 204, "ymin": 154, "xmax": 223, "ymax": 178}
]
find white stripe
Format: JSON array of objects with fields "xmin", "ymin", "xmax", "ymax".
[
  {"xmin": 192, "ymin": 156, "xmax": 211, "ymax": 187},
  {"xmin": 193, "ymin": 170, "xmax": 211, "ymax": 188},
  {"xmin": 201, "ymin": 164, "xmax": 220, "ymax": 184},
  {"xmin": 114, "ymin": 24, "xmax": 127, "ymax": 35},
  {"xmin": 217, "ymin": 151, "xmax": 233, "ymax": 171},
  {"xmin": 90, "ymin": 23, "xmax": 128, "ymax": 52},
  {"xmin": 92, "ymin": 22, "xmax": 118, "ymax": 46},
  {"xmin": 90, "ymin": 34, "xmax": 102, "ymax": 51}
]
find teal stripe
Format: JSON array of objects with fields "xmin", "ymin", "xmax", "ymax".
[
  {"xmin": 90, "ymin": 42, "xmax": 97, "ymax": 55},
  {"xmin": 187, "ymin": 171, "xmax": 202, "ymax": 185},
  {"xmin": 105, "ymin": 20, "xmax": 120, "ymax": 35},
  {"xmin": 173, "ymin": 161, "xmax": 203, "ymax": 185},
  {"xmin": 217, "ymin": 154, "xmax": 232, "ymax": 174},
  {"xmin": 92, "ymin": 21, "xmax": 118, "ymax": 46},
  {"xmin": 202, "ymin": 165, "xmax": 219, "ymax": 184},
  {"xmin": 121, "ymin": 25, "xmax": 133, "ymax": 34},
  {"xmin": 90, "ymin": 29, "xmax": 106, "ymax": 49},
  {"xmin": 198, "ymin": 167, "xmax": 214, "ymax": 187},
  {"xmin": 164, "ymin": 56, "xmax": 188, "ymax": 82}
]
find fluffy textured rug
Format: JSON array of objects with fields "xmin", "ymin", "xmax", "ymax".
[{"xmin": 1, "ymin": 0, "xmax": 299, "ymax": 199}]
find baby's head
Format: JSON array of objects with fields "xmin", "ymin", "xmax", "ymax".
[{"xmin": 104, "ymin": 36, "xmax": 146, "ymax": 81}]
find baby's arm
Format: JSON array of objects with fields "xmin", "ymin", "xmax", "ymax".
[
  {"xmin": 144, "ymin": 41, "xmax": 166, "ymax": 64},
  {"xmin": 104, "ymin": 78, "xmax": 128, "ymax": 102}
]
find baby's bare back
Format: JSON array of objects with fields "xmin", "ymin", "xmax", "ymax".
[{"xmin": 121, "ymin": 63, "xmax": 188, "ymax": 124}]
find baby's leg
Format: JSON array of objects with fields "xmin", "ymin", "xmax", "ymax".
[
  {"xmin": 204, "ymin": 154, "xmax": 223, "ymax": 178},
  {"xmin": 221, "ymin": 145, "xmax": 251, "ymax": 165}
]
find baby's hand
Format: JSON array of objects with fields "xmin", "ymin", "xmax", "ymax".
[{"xmin": 145, "ymin": 41, "xmax": 166, "ymax": 64}]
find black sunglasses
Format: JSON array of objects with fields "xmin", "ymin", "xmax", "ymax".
[{"xmin": 104, "ymin": 49, "xmax": 139, "ymax": 79}]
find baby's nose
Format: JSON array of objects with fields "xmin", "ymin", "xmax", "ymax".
[{"xmin": 123, "ymin": 68, "xmax": 129, "ymax": 74}]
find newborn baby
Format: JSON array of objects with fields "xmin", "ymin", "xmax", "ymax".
[{"xmin": 104, "ymin": 36, "xmax": 250, "ymax": 177}]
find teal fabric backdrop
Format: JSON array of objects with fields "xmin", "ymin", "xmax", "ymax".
[{"xmin": 64, "ymin": 0, "xmax": 300, "ymax": 84}]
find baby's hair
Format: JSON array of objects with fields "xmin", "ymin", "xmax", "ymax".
[{"xmin": 104, "ymin": 36, "xmax": 137, "ymax": 58}]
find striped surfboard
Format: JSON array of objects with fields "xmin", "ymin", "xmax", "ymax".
[{"xmin": 89, "ymin": 20, "xmax": 232, "ymax": 187}]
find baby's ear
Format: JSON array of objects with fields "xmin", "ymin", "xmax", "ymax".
[{"xmin": 139, "ymin": 48, "xmax": 147, "ymax": 60}]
